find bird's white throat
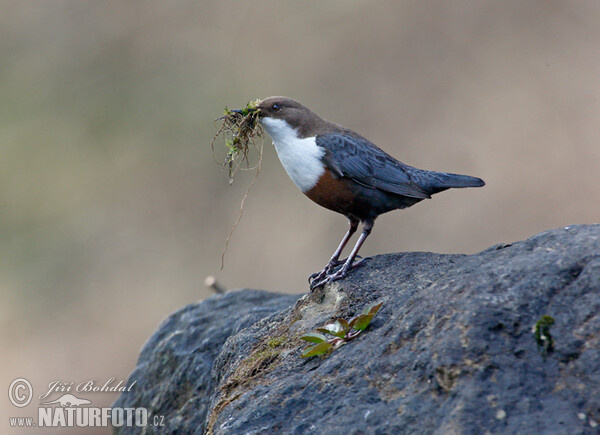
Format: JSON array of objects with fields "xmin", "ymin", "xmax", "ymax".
[{"xmin": 260, "ymin": 117, "xmax": 325, "ymax": 192}]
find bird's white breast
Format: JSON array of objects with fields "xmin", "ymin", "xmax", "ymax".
[{"xmin": 260, "ymin": 117, "xmax": 325, "ymax": 192}]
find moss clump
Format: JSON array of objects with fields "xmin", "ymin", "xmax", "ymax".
[
  {"xmin": 533, "ymin": 315, "xmax": 555, "ymax": 355},
  {"xmin": 212, "ymin": 99, "xmax": 264, "ymax": 185},
  {"xmin": 205, "ymin": 317, "xmax": 303, "ymax": 433},
  {"xmin": 212, "ymin": 99, "xmax": 265, "ymax": 269},
  {"xmin": 210, "ymin": 100, "xmax": 264, "ymax": 269},
  {"xmin": 206, "ymin": 346, "xmax": 280, "ymax": 434},
  {"xmin": 267, "ymin": 337, "xmax": 286, "ymax": 348},
  {"xmin": 223, "ymin": 349, "xmax": 279, "ymax": 393}
]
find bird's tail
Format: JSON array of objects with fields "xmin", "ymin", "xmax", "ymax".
[
  {"xmin": 412, "ymin": 169, "xmax": 485, "ymax": 195},
  {"xmin": 435, "ymin": 172, "xmax": 485, "ymax": 188}
]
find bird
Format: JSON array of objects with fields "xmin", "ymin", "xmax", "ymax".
[{"xmin": 236, "ymin": 96, "xmax": 485, "ymax": 289}]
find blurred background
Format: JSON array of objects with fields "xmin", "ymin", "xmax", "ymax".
[{"xmin": 2, "ymin": 1, "xmax": 599, "ymax": 432}]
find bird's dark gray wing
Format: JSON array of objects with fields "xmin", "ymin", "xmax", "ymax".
[{"xmin": 316, "ymin": 133, "xmax": 431, "ymax": 199}]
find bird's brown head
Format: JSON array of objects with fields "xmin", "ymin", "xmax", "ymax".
[{"xmin": 256, "ymin": 96, "xmax": 329, "ymax": 137}]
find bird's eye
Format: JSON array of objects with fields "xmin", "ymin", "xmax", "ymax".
[{"xmin": 272, "ymin": 104, "xmax": 281, "ymax": 112}]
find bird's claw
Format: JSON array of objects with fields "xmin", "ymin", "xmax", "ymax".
[
  {"xmin": 307, "ymin": 256, "xmax": 364, "ymax": 280},
  {"xmin": 309, "ymin": 267, "xmax": 347, "ymax": 289},
  {"xmin": 308, "ymin": 256, "xmax": 370, "ymax": 290},
  {"xmin": 308, "ymin": 270, "xmax": 328, "ymax": 286},
  {"xmin": 307, "ymin": 259, "xmax": 345, "ymax": 284}
]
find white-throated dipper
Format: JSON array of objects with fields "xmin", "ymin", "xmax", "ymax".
[{"xmin": 235, "ymin": 96, "xmax": 485, "ymax": 289}]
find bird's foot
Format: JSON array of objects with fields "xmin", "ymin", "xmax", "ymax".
[
  {"xmin": 308, "ymin": 256, "xmax": 364, "ymax": 284},
  {"xmin": 309, "ymin": 265, "xmax": 349, "ymax": 289},
  {"xmin": 308, "ymin": 256, "xmax": 370, "ymax": 290},
  {"xmin": 308, "ymin": 261, "xmax": 343, "ymax": 286}
]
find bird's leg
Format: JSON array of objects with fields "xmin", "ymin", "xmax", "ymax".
[
  {"xmin": 324, "ymin": 217, "xmax": 360, "ymax": 267},
  {"xmin": 309, "ymin": 218, "xmax": 359, "ymax": 285},
  {"xmin": 310, "ymin": 220, "xmax": 373, "ymax": 289}
]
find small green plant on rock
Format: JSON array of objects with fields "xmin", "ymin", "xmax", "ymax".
[
  {"xmin": 299, "ymin": 302, "xmax": 383, "ymax": 358},
  {"xmin": 533, "ymin": 315, "xmax": 555, "ymax": 356}
]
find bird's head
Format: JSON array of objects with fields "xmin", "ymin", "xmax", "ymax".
[
  {"xmin": 233, "ymin": 96, "xmax": 327, "ymax": 139},
  {"xmin": 256, "ymin": 96, "xmax": 307, "ymax": 119}
]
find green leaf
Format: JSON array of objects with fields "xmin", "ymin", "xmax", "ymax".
[
  {"xmin": 362, "ymin": 301, "xmax": 383, "ymax": 316},
  {"xmin": 350, "ymin": 314, "xmax": 374, "ymax": 331},
  {"xmin": 330, "ymin": 319, "xmax": 349, "ymax": 338},
  {"xmin": 299, "ymin": 332, "xmax": 327, "ymax": 343},
  {"xmin": 336, "ymin": 318, "xmax": 350, "ymax": 331},
  {"xmin": 316, "ymin": 327, "xmax": 333, "ymax": 335},
  {"xmin": 301, "ymin": 342, "xmax": 333, "ymax": 358},
  {"xmin": 316, "ymin": 323, "xmax": 344, "ymax": 337}
]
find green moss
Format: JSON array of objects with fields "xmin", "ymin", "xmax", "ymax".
[
  {"xmin": 267, "ymin": 337, "xmax": 286, "ymax": 348},
  {"xmin": 206, "ymin": 315, "xmax": 299, "ymax": 434},
  {"xmin": 224, "ymin": 99, "xmax": 260, "ymax": 117},
  {"xmin": 213, "ymin": 99, "xmax": 263, "ymax": 183},
  {"xmin": 534, "ymin": 315, "xmax": 555, "ymax": 355},
  {"xmin": 212, "ymin": 98, "xmax": 265, "ymax": 270},
  {"xmin": 289, "ymin": 314, "xmax": 302, "ymax": 325}
]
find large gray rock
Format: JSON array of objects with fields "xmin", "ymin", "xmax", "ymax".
[
  {"xmin": 115, "ymin": 225, "xmax": 600, "ymax": 434},
  {"xmin": 112, "ymin": 289, "xmax": 301, "ymax": 433}
]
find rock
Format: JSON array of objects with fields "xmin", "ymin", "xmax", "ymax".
[
  {"xmin": 112, "ymin": 289, "xmax": 301, "ymax": 433},
  {"xmin": 115, "ymin": 225, "xmax": 600, "ymax": 434}
]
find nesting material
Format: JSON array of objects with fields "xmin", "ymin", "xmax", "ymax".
[
  {"xmin": 212, "ymin": 99, "xmax": 264, "ymax": 184},
  {"xmin": 211, "ymin": 99, "xmax": 264, "ymax": 269}
]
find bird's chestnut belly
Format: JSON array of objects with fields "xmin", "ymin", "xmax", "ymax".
[
  {"xmin": 305, "ymin": 170, "xmax": 420, "ymax": 220},
  {"xmin": 305, "ymin": 170, "xmax": 358, "ymax": 214}
]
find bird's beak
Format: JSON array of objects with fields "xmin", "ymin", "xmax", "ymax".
[{"xmin": 231, "ymin": 107, "xmax": 259, "ymax": 116}]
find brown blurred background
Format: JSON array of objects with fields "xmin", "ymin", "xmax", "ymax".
[{"xmin": 2, "ymin": 1, "xmax": 599, "ymax": 432}]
